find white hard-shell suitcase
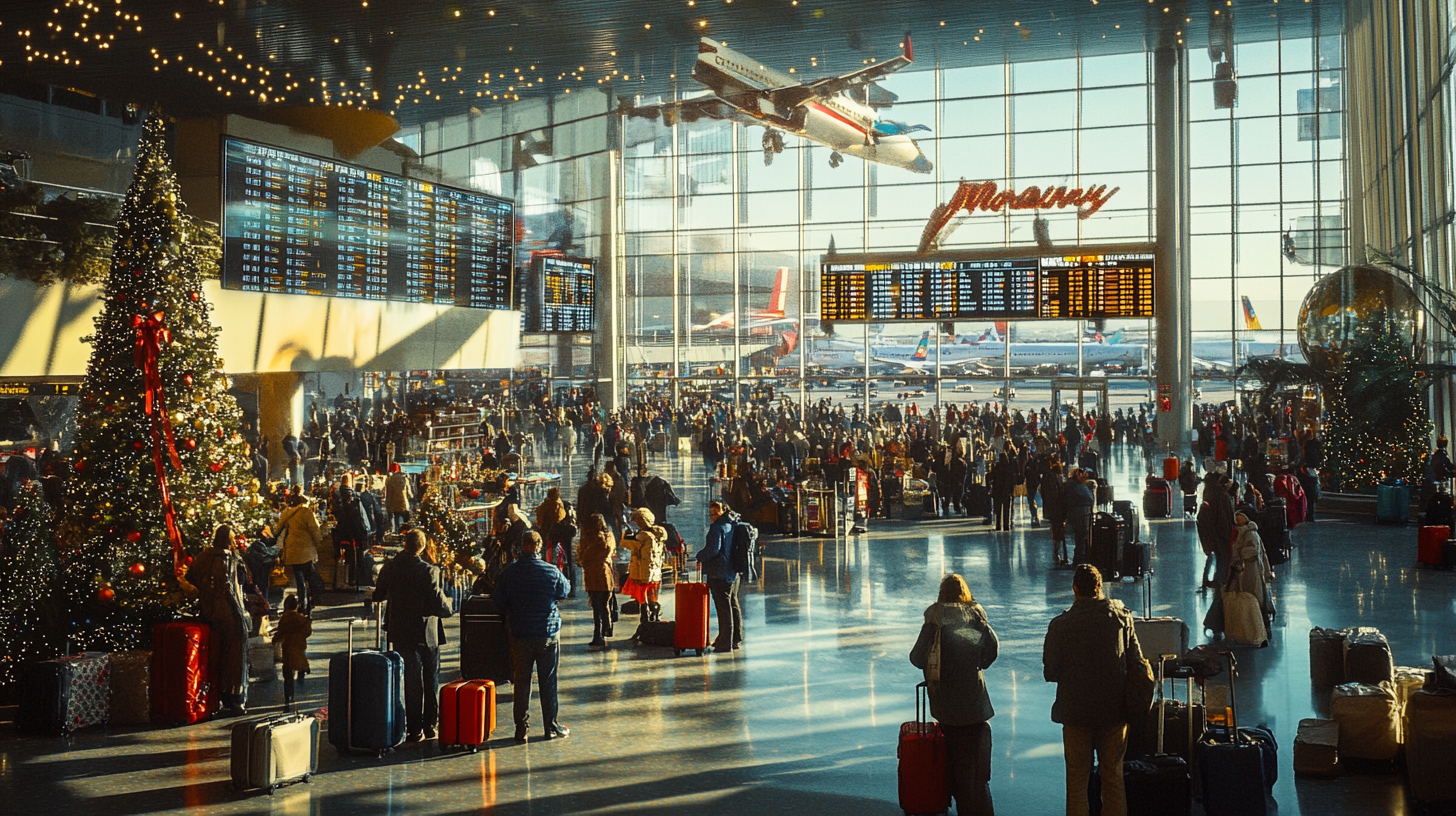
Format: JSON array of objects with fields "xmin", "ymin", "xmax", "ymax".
[{"xmin": 230, "ymin": 713, "xmax": 319, "ymax": 794}]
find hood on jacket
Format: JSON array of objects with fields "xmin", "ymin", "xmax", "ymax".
[
  {"xmin": 924, "ymin": 601, "xmax": 987, "ymax": 628},
  {"xmin": 631, "ymin": 507, "xmax": 656, "ymax": 528}
]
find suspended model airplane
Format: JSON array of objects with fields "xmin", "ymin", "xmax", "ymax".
[{"xmin": 622, "ymin": 34, "xmax": 932, "ymax": 173}]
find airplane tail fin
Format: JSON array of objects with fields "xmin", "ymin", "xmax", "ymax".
[
  {"xmin": 1241, "ymin": 296, "xmax": 1263, "ymax": 330},
  {"xmin": 1106, "ymin": 329, "xmax": 1125, "ymax": 345},
  {"xmin": 767, "ymin": 267, "xmax": 789, "ymax": 316},
  {"xmin": 903, "ymin": 32, "xmax": 914, "ymax": 63},
  {"xmin": 913, "ymin": 332, "xmax": 931, "ymax": 360},
  {"xmin": 991, "ymin": 322, "xmax": 1006, "ymax": 342}
]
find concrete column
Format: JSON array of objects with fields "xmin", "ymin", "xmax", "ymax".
[
  {"xmin": 1153, "ymin": 43, "xmax": 1191, "ymax": 453},
  {"xmin": 232, "ymin": 371, "xmax": 305, "ymax": 480}
]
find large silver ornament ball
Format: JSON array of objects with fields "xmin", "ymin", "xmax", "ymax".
[{"xmin": 1297, "ymin": 265, "xmax": 1422, "ymax": 374}]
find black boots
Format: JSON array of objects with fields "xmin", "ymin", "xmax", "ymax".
[{"xmin": 648, "ymin": 602, "xmax": 662, "ymax": 623}]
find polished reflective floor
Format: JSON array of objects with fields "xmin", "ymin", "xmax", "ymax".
[{"xmin": 2, "ymin": 443, "xmax": 1452, "ymax": 815}]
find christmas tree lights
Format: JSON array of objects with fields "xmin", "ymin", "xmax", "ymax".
[
  {"xmin": 58, "ymin": 115, "xmax": 267, "ymax": 649},
  {"xmin": 0, "ymin": 484, "xmax": 64, "ymax": 683},
  {"xmin": 1322, "ymin": 335, "xmax": 1432, "ymax": 490}
]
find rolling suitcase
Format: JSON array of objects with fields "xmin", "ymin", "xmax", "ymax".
[
  {"xmin": 1260, "ymin": 499, "xmax": 1290, "ymax": 565},
  {"xmin": 1142, "ymin": 478, "xmax": 1171, "ymax": 519},
  {"xmin": 1096, "ymin": 480, "xmax": 1115, "ymax": 507},
  {"xmin": 1125, "ymin": 659, "xmax": 1191, "ymax": 816},
  {"xmin": 1113, "ymin": 500, "xmax": 1140, "ymax": 548},
  {"xmin": 230, "ymin": 713, "xmax": 318, "ymax": 793},
  {"xmin": 1132, "ymin": 576, "xmax": 1188, "ymax": 678},
  {"xmin": 636, "ymin": 620, "xmax": 677, "ymax": 647},
  {"xmin": 673, "ymin": 576, "xmax": 711, "ymax": 657},
  {"xmin": 17, "ymin": 652, "xmax": 111, "ymax": 735},
  {"xmin": 965, "ymin": 482, "xmax": 992, "ymax": 518},
  {"xmin": 460, "ymin": 595, "xmax": 514, "ymax": 684},
  {"xmin": 1418, "ymin": 525, "xmax": 1449, "ymax": 568},
  {"xmin": 1120, "ymin": 540, "xmax": 1149, "ymax": 580},
  {"xmin": 1342, "ymin": 627, "xmax": 1394, "ymax": 685},
  {"xmin": 1089, "ymin": 512, "xmax": 1124, "ymax": 580},
  {"xmin": 1182, "ymin": 493, "xmax": 1197, "ymax": 517},
  {"xmin": 439, "ymin": 679, "xmax": 495, "ymax": 752},
  {"xmin": 1404, "ymin": 689, "xmax": 1456, "ymax": 804},
  {"xmin": 1163, "ymin": 456, "xmax": 1180, "ymax": 481},
  {"xmin": 327, "ymin": 614, "xmax": 406, "ymax": 757},
  {"xmin": 1309, "ymin": 627, "xmax": 1347, "ymax": 689},
  {"xmin": 1215, "ymin": 438, "xmax": 1228, "ymax": 462},
  {"xmin": 898, "ymin": 682, "xmax": 951, "ymax": 816},
  {"xmin": 152, "ymin": 621, "xmax": 214, "ymax": 725},
  {"xmin": 1196, "ymin": 651, "xmax": 1267, "ymax": 816}
]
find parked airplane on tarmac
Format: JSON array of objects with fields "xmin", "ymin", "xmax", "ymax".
[
  {"xmin": 872, "ymin": 326, "xmax": 1147, "ymax": 372},
  {"xmin": 622, "ymin": 34, "xmax": 932, "ymax": 173},
  {"xmin": 691, "ymin": 267, "xmax": 795, "ymax": 333}
]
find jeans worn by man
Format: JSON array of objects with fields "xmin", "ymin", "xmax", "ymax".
[
  {"xmin": 1043, "ymin": 565, "xmax": 1144, "ymax": 816},
  {"xmin": 493, "ymin": 532, "xmax": 571, "ymax": 742},
  {"xmin": 371, "ymin": 531, "xmax": 453, "ymax": 741},
  {"xmin": 695, "ymin": 501, "xmax": 744, "ymax": 652}
]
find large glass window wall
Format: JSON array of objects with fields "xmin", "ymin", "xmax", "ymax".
[{"xmin": 413, "ymin": 31, "xmax": 1345, "ymax": 415}]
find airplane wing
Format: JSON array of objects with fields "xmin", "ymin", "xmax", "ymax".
[
  {"xmin": 621, "ymin": 94, "xmax": 739, "ymax": 126},
  {"xmin": 766, "ymin": 34, "xmax": 914, "ymax": 110}
]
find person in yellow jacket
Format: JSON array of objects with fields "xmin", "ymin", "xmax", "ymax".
[{"xmin": 621, "ymin": 507, "xmax": 667, "ymax": 632}]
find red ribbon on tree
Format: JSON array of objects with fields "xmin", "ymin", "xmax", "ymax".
[{"xmin": 133, "ymin": 310, "xmax": 186, "ymax": 576}]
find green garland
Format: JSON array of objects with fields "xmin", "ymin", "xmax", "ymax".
[{"xmin": 0, "ymin": 181, "xmax": 220, "ymax": 286}]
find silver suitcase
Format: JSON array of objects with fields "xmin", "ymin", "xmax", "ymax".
[
  {"xmin": 230, "ymin": 713, "xmax": 318, "ymax": 794},
  {"xmin": 1132, "ymin": 572, "xmax": 1187, "ymax": 673}
]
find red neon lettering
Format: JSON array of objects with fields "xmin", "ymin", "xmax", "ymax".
[{"xmin": 918, "ymin": 179, "xmax": 1122, "ymax": 253}]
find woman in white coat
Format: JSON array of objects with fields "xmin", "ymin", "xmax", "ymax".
[{"xmin": 1224, "ymin": 507, "xmax": 1275, "ymax": 644}]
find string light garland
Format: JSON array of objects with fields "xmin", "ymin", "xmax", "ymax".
[
  {"xmin": 58, "ymin": 115, "xmax": 268, "ymax": 650},
  {"xmin": 1322, "ymin": 335, "xmax": 1432, "ymax": 491}
]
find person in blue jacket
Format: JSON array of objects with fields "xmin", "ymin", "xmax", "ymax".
[
  {"xmin": 695, "ymin": 500, "xmax": 743, "ymax": 652},
  {"xmin": 493, "ymin": 531, "xmax": 571, "ymax": 742}
]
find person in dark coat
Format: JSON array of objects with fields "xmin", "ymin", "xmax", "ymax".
[
  {"xmin": 1043, "ymin": 565, "xmax": 1146, "ymax": 816},
  {"xmin": 187, "ymin": 525, "xmax": 250, "ymax": 714},
  {"xmin": 910, "ymin": 574, "xmax": 999, "ymax": 815},
  {"xmin": 630, "ymin": 464, "xmax": 682, "ymax": 525},
  {"xmin": 1022, "ymin": 446, "xmax": 1042, "ymax": 528},
  {"xmin": 494, "ymin": 531, "xmax": 572, "ymax": 741},
  {"xmin": 1042, "ymin": 460, "xmax": 1070, "ymax": 566},
  {"xmin": 333, "ymin": 485, "xmax": 373, "ymax": 589},
  {"xmin": 990, "ymin": 445, "xmax": 1019, "ymax": 532},
  {"xmin": 1064, "ymin": 469, "xmax": 1095, "ymax": 565},
  {"xmin": 372, "ymin": 530, "xmax": 453, "ymax": 741}
]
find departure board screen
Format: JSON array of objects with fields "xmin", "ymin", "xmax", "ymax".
[
  {"xmin": 821, "ymin": 253, "xmax": 1153, "ymax": 321},
  {"xmin": 221, "ymin": 137, "xmax": 515, "ymax": 308},
  {"xmin": 528, "ymin": 254, "xmax": 596, "ymax": 332}
]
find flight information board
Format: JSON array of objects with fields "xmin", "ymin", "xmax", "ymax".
[
  {"xmin": 821, "ymin": 253, "xmax": 1154, "ymax": 321},
  {"xmin": 221, "ymin": 137, "xmax": 515, "ymax": 308},
  {"xmin": 528, "ymin": 254, "xmax": 596, "ymax": 332}
]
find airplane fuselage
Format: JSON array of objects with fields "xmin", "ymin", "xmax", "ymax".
[{"xmin": 692, "ymin": 39, "xmax": 931, "ymax": 174}]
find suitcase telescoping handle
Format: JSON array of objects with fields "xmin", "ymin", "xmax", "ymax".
[
  {"xmin": 1220, "ymin": 650, "xmax": 1241, "ymax": 745},
  {"xmin": 916, "ymin": 681, "xmax": 931, "ymax": 731},
  {"xmin": 345, "ymin": 617, "xmax": 367, "ymax": 753}
]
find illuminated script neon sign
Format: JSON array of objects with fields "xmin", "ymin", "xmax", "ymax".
[{"xmin": 919, "ymin": 179, "xmax": 1122, "ymax": 253}]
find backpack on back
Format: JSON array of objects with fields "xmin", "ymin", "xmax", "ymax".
[{"xmin": 730, "ymin": 520, "xmax": 759, "ymax": 580}]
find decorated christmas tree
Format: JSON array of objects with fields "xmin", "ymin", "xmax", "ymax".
[
  {"xmin": 59, "ymin": 116, "xmax": 267, "ymax": 649},
  {"xmin": 0, "ymin": 484, "xmax": 64, "ymax": 682},
  {"xmin": 1322, "ymin": 334, "xmax": 1432, "ymax": 490}
]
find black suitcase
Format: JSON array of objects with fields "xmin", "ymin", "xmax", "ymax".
[
  {"xmin": 1196, "ymin": 651, "xmax": 1268, "ymax": 816},
  {"xmin": 1096, "ymin": 480, "xmax": 1115, "ymax": 506},
  {"xmin": 1124, "ymin": 657, "xmax": 1192, "ymax": 816},
  {"xmin": 1260, "ymin": 500, "xmax": 1290, "ymax": 564},
  {"xmin": 460, "ymin": 595, "xmax": 514, "ymax": 684},
  {"xmin": 1143, "ymin": 479, "xmax": 1171, "ymax": 519},
  {"xmin": 16, "ymin": 660, "xmax": 76, "ymax": 736},
  {"xmin": 1089, "ymin": 512, "xmax": 1124, "ymax": 579},
  {"xmin": 1120, "ymin": 540, "xmax": 1149, "ymax": 579},
  {"xmin": 1183, "ymin": 493, "xmax": 1198, "ymax": 517}
]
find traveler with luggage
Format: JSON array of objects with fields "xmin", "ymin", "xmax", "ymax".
[
  {"xmin": 385, "ymin": 463, "xmax": 413, "ymax": 531},
  {"xmin": 493, "ymin": 531, "xmax": 572, "ymax": 742},
  {"xmin": 990, "ymin": 445, "xmax": 1018, "ymax": 532},
  {"xmin": 1227, "ymin": 507, "xmax": 1275, "ymax": 631},
  {"xmin": 277, "ymin": 487, "xmax": 325, "ymax": 614},
  {"xmin": 275, "ymin": 593, "xmax": 312, "ymax": 710},
  {"xmin": 371, "ymin": 530, "xmax": 454, "ymax": 742},
  {"xmin": 908, "ymin": 574, "xmax": 999, "ymax": 815},
  {"xmin": 1042, "ymin": 564, "xmax": 1148, "ymax": 816},
  {"xmin": 535, "ymin": 486, "xmax": 577, "ymax": 596},
  {"xmin": 1197, "ymin": 473, "xmax": 1236, "ymax": 591},
  {"xmin": 621, "ymin": 507, "xmax": 667, "ymax": 631},
  {"xmin": 333, "ymin": 484, "xmax": 374, "ymax": 589},
  {"xmin": 576, "ymin": 513, "xmax": 617, "ymax": 651},
  {"xmin": 696, "ymin": 500, "xmax": 745, "ymax": 652},
  {"xmin": 1065, "ymin": 469, "xmax": 1095, "ymax": 565},
  {"xmin": 1177, "ymin": 459, "xmax": 1201, "ymax": 508},
  {"xmin": 186, "ymin": 525, "xmax": 251, "ymax": 715},
  {"xmin": 1043, "ymin": 459, "xmax": 1070, "ymax": 566}
]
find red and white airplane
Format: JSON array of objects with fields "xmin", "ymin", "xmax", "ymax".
[
  {"xmin": 624, "ymin": 34, "xmax": 932, "ymax": 174},
  {"xmin": 692, "ymin": 266, "xmax": 795, "ymax": 333}
]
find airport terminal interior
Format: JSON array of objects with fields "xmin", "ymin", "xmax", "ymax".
[{"xmin": 0, "ymin": 0, "xmax": 1455, "ymax": 814}]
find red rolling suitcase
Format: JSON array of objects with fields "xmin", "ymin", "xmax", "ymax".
[
  {"xmin": 151, "ymin": 621, "xmax": 214, "ymax": 725},
  {"xmin": 1162, "ymin": 456, "xmax": 1180, "ymax": 481},
  {"xmin": 673, "ymin": 576, "xmax": 711, "ymax": 657},
  {"xmin": 1418, "ymin": 525, "xmax": 1449, "ymax": 568},
  {"xmin": 899, "ymin": 682, "xmax": 951, "ymax": 816},
  {"xmin": 439, "ymin": 679, "xmax": 495, "ymax": 752},
  {"xmin": 1214, "ymin": 438, "xmax": 1228, "ymax": 462}
]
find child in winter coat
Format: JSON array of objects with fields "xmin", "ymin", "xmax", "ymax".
[{"xmin": 275, "ymin": 593, "xmax": 313, "ymax": 710}]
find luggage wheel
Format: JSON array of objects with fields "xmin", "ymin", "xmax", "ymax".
[
  {"xmin": 673, "ymin": 648, "xmax": 683, "ymax": 657},
  {"xmin": 470, "ymin": 745, "xmax": 479, "ymax": 754},
  {"xmin": 696, "ymin": 649, "xmax": 704, "ymax": 656}
]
